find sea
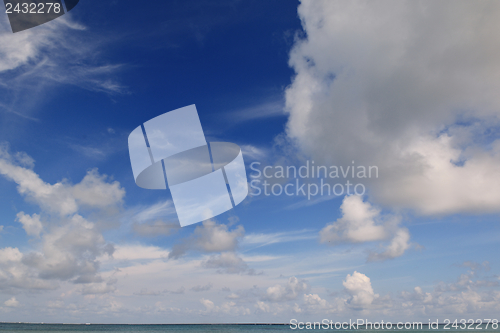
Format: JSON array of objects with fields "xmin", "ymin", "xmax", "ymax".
[{"xmin": 0, "ymin": 323, "xmax": 498, "ymax": 333}]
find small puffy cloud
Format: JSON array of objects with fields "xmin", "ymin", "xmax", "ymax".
[
  {"xmin": 264, "ymin": 276, "xmax": 309, "ymax": 302},
  {"xmin": 197, "ymin": 298, "xmax": 250, "ymax": 316},
  {"xmin": 70, "ymin": 169, "xmax": 125, "ymax": 209},
  {"xmin": 191, "ymin": 283, "xmax": 212, "ymax": 292},
  {"xmin": 4, "ymin": 297, "xmax": 20, "ymax": 307},
  {"xmin": 320, "ymin": 195, "xmax": 387, "ymax": 244},
  {"xmin": 320, "ymin": 196, "xmax": 411, "ymax": 261},
  {"xmin": 201, "ymin": 252, "xmax": 257, "ymax": 275},
  {"xmin": 401, "ymin": 286, "xmax": 433, "ymax": 304},
  {"xmin": 168, "ymin": 220, "xmax": 244, "ymax": 259},
  {"xmin": 343, "ymin": 271, "xmax": 378, "ymax": 309},
  {"xmin": 303, "ymin": 293, "xmax": 332, "ymax": 312},
  {"xmin": 16, "ymin": 212, "xmax": 43, "ymax": 237},
  {"xmin": 200, "ymin": 298, "xmax": 216, "ymax": 313},
  {"xmin": 255, "ymin": 301, "xmax": 271, "ymax": 313},
  {"xmin": 195, "ymin": 220, "xmax": 244, "ymax": 252},
  {"xmin": 367, "ymin": 228, "xmax": 411, "ymax": 262}
]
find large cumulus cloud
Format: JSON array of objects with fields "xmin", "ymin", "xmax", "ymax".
[{"xmin": 285, "ymin": 0, "xmax": 500, "ymax": 215}]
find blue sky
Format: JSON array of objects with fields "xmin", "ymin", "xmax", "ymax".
[{"xmin": 1, "ymin": 0, "xmax": 500, "ymax": 324}]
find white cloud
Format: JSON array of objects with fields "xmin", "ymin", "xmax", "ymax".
[
  {"xmin": 71, "ymin": 169, "xmax": 125, "ymax": 209},
  {"xmin": 201, "ymin": 252, "xmax": 257, "ymax": 275},
  {"xmin": 198, "ymin": 298, "xmax": 251, "ymax": 316},
  {"xmin": 243, "ymin": 229, "xmax": 316, "ymax": 247},
  {"xmin": 264, "ymin": 276, "xmax": 309, "ymax": 302},
  {"xmin": 195, "ymin": 220, "xmax": 244, "ymax": 252},
  {"xmin": 400, "ymin": 269, "xmax": 500, "ymax": 316},
  {"xmin": 23, "ymin": 213, "xmax": 113, "ymax": 283},
  {"xmin": 320, "ymin": 196, "xmax": 387, "ymax": 244},
  {"xmin": 284, "ymin": 0, "xmax": 500, "ymax": 215},
  {"xmin": 0, "ymin": 13, "xmax": 124, "ymax": 122},
  {"xmin": 368, "ymin": 228, "xmax": 411, "ymax": 262},
  {"xmin": 16, "ymin": 212, "xmax": 43, "ymax": 237},
  {"xmin": 168, "ymin": 220, "xmax": 244, "ymax": 259},
  {"xmin": 255, "ymin": 300, "xmax": 270, "ymax": 313},
  {"xmin": 200, "ymin": 298, "xmax": 216, "ymax": 313},
  {"xmin": 303, "ymin": 293, "xmax": 332, "ymax": 312},
  {"xmin": 0, "ymin": 247, "xmax": 23, "ymax": 264},
  {"xmin": 131, "ymin": 201, "xmax": 177, "ymax": 222},
  {"xmin": 434, "ymin": 272, "xmax": 499, "ymax": 292},
  {"xmin": 0, "ymin": 145, "xmax": 124, "ymax": 216},
  {"xmin": 0, "ymin": 147, "xmax": 122, "ymax": 291},
  {"xmin": 241, "ymin": 145, "xmax": 267, "ymax": 161},
  {"xmin": 401, "ymin": 286, "xmax": 433, "ymax": 304},
  {"xmin": 4, "ymin": 297, "xmax": 20, "ymax": 307},
  {"xmin": 0, "ymin": 247, "xmax": 57, "ymax": 290},
  {"xmin": 0, "ymin": 145, "xmax": 77, "ymax": 215},
  {"xmin": 227, "ymin": 100, "xmax": 285, "ymax": 123},
  {"xmin": 320, "ymin": 195, "xmax": 411, "ymax": 261},
  {"xmin": 343, "ymin": 271, "xmax": 378, "ymax": 309}
]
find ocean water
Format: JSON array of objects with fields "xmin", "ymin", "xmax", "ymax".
[{"xmin": 0, "ymin": 324, "xmax": 498, "ymax": 333}]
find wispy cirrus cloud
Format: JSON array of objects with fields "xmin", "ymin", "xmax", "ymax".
[
  {"xmin": 0, "ymin": 14, "xmax": 125, "ymax": 121},
  {"xmin": 225, "ymin": 100, "xmax": 286, "ymax": 124},
  {"xmin": 242, "ymin": 229, "xmax": 316, "ymax": 247}
]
